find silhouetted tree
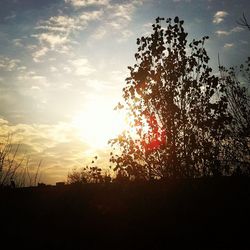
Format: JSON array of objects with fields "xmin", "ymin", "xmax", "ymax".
[
  {"xmin": 109, "ymin": 17, "xmax": 231, "ymax": 180},
  {"xmin": 67, "ymin": 167, "xmax": 88, "ymax": 184},
  {"xmin": 219, "ymin": 58, "xmax": 250, "ymax": 174},
  {"xmin": 67, "ymin": 166, "xmax": 104, "ymax": 184},
  {"xmin": 67, "ymin": 157, "xmax": 110, "ymax": 184}
]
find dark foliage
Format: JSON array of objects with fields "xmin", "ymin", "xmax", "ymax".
[
  {"xmin": 110, "ymin": 17, "xmax": 232, "ymax": 180},
  {"xmin": 67, "ymin": 157, "xmax": 111, "ymax": 184}
]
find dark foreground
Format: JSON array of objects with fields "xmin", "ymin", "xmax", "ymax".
[{"xmin": 1, "ymin": 177, "xmax": 250, "ymax": 249}]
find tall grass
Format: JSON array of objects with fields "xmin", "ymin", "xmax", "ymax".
[{"xmin": 0, "ymin": 134, "xmax": 42, "ymax": 187}]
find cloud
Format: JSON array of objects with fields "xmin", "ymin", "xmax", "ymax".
[
  {"xmin": 91, "ymin": 27, "xmax": 107, "ymax": 40},
  {"xmin": 36, "ymin": 11, "xmax": 103, "ymax": 36},
  {"xmin": 17, "ymin": 70, "xmax": 45, "ymax": 81},
  {"xmin": 0, "ymin": 0, "xmax": 146, "ymax": 184},
  {"xmin": 32, "ymin": 47, "xmax": 49, "ymax": 62},
  {"xmin": 215, "ymin": 30, "xmax": 230, "ymax": 36},
  {"xmin": 31, "ymin": 86, "xmax": 41, "ymax": 90},
  {"xmin": 12, "ymin": 39, "xmax": 23, "ymax": 47},
  {"xmin": 70, "ymin": 58, "xmax": 96, "ymax": 76},
  {"xmin": 215, "ymin": 26, "xmax": 244, "ymax": 36},
  {"xmin": 63, "ymin": 66, "xmax": 72, "ymax": 73},
  {"xmin": 78, "ymin": 10, "xmax": 103, "ymax": 23},
  {"xmin": 85, "ymin": 79, "xmax": 117, "ymax": 92},
  {"xmin": 50, "ymin": 66, "xmax": 58, "ymax": 72},
  {"xmin": 0, "ymin": 118, "xmax": 107, "ymax": 184},
  {"xmin": 117, "ymin": 29, "xmax": 133, "ymax": 42},
  {"xmin": 36, "ymin": 15, "xmax": 81, "ymax": 34},
  {"xmin": 224, "ymin": 43, "xmax": 234, "ymax": 48},
  {"xmin": 231, "ymin": 26, "xmax": 244, "ymax": 33},
  {"xmin": 107, "ymin": 1, "xmax": 140, "ymax": 29},
  {"xmin": 32, "ymin": 10, "xmax": 103, "ymax": 61},
  {"xmin": 213, "ymin": 11, "xmax": 228, "ymax": 24},
  {"xmin": 0, "ymin": 56, "xmax": 20, "ymax": 71},
  {"xmin": 36, "ymin": 33, "xmax": 69, "ymax": 48},
  {"xmin": 0, "ymin": 120, "xmax": 79, "ymax": 157},
  {"xmin": 31, "ymin": 0, "xmax": 142, "ymax": 60},
  {"xmin": 65, "ymin": 0, "xmax": 109, "ymax": 8},
  {"xmin": 4, "ymin": 12, "xmax": 16, "ymax": 21},
  {"xmin": 109, "ymin": 4, "xmax": 133, "ymax": 21},
  {"xmin": 88, "ymin": 0, "xmax": 143, "ymax": 42}
]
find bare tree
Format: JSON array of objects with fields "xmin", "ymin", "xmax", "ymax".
[
  {"xmin": 237, "ymin": 13, "xmax": 250, "ymax": 31},
  {"xmin": 219, "ymin": 58, "xmax": 250, "ymax": 175}
]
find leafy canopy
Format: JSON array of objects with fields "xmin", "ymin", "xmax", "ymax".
[{"xmin": 110, "ymin": 17, "xmax": 231, "ymax": 180}]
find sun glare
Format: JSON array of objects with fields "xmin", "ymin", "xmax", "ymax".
[{"xmin": 71, "ymin": 99, "xmax": 126, "ymax": 148}]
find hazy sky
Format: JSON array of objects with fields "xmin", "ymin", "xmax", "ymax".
[{"xmin": 0, "ymin": 0, "xmax": 249, "ymax": 183}]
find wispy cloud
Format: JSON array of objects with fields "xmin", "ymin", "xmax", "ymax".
[
  {"xmin": 32, "ymin": 10, "xmax": 103, "ymax": 61},
  {"xmin": 31, "ymin": 0, "xmax": 143, "ymax": 60},
  {"xmin": 89, "ymin": 0, "xmax": 143, "ymax": 42},
  {"xmin": 213, "ymin": 11, "xmax": 228, "ymax": 24},
  {"xmin": 65, "ymin": 0, "xmax": 109, "ymax": 8},
  {"xmin": 17, "ymin": 71, "xmax": 42, "ymax": 81},
  {"xmin": 231, "ymin": 26, "xmax": 244, "ymax": 33},
  {"xmin": 85, "ymin": 79, "xmax": 117, "ymax": 91},
  {"xmin": 91, "ymin": 26, "xmax": 107, "ymax": 40},
  {"xmin": 215, "ymin": 26, "xmax": 244, "ymax": 36},
  {"xmin": 224, "ymin": 43, "xmax": 234, "ymax": 48},
  {"xmin": 34, "ymin": 33, "xmax": 69, "ymax": 48},
  {"xmin": 12, "ymin": 39, "xmax": 23, "ymax": 47},
  {"xmin": 117, "ymin": 29, "xmax": 133, "ymax": 42},
  {"xmin": 32, "ymin": 47, "xmax": 49, "ymax": 63},
  {"xmin": 50, "ymin": 66, "xmax": 58, "ymax": 72},
  {"xmin": 78, "ymin": 10, "xmax": 103, "ymax": 24},
  {"xmin": 4, "ymin": 12, "xmax": 16, "ymax": 21},
  {"xmin": 70, "ymin": 58, "xmax": 96, "ymax": 76},
  {"xmin": 36, "ymin": 15, "xmax": 80, "ymax": 33},
  {"xmin": 0, "ymin": 56, "xmax": 20, "ymax": 71},
  {"xmin": 215, "ymin": 30, "xmax": 230, "ymax": 36},
  {"xmin": 107, "ymin": 1, "xmax": 140, "ymax": 29}
]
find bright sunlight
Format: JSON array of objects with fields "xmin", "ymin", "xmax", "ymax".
[{"xmin": 71, "ymin": 98, "xmax": 126, "ymax": 148}]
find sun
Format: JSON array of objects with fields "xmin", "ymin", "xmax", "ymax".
[{"xmin": 71, "ymin": 99, "xmax": 126, "ymax": 148}]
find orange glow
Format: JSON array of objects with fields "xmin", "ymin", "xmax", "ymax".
[{"xmin": 142, "ymin": 113, "xmax": 166, "ymax": 152}]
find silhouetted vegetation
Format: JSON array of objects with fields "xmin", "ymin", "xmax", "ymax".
[
  {"xmin": 0, "ymin": 135, "xmax": 42, "ymax": 188},
  {"xmin": 109, "ymin": 17, "xmax": 249, "ymax": 181},
  {"xmin": 67, "ymin": 157, "xmax": 111, "ymax": 184},
  {"xmin": 67, "ymin": 166, "xmax": 106, "ymax": 184},
  {"xmin": 219, "ymin": 58, "xmax": 250, "ymax": 175},
  {"xmin": 1, "ymin": 16, "xmax": 250, "ymax": 250}
]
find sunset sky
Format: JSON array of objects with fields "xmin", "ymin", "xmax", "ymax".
[{"xmin": 0, "ymin": 0, "xmax": 249, "ymax": 184}]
